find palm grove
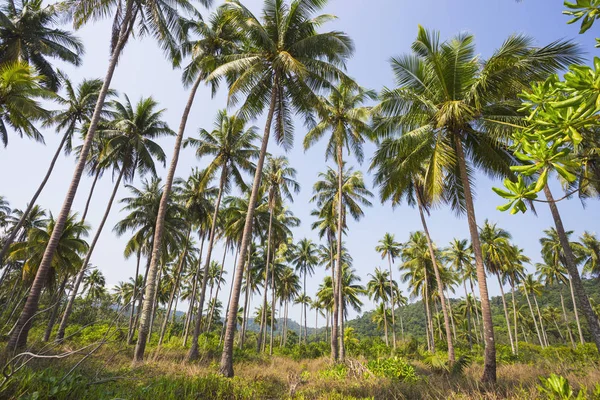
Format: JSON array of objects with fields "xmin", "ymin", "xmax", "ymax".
[{"xmin": 0, "ymin": 0, "xmax": 599, "ymax": 385}]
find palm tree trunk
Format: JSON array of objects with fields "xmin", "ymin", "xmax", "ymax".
[
  {"xmin": 188, "ymin": 166, "xmax": 227, "ymax": 361},
  {"xmin": 148, "ymin": 262, "xmax": 165, "ymax": 341},
  {"xmin": 399, "ymin": 307, "xmax": 405, "ymax": 341},
  {"xmin": 329, "ymin": 236, "xmax": 337, "ymax": 360},
  {"xmin": 133, "ymin": 68, "xmax": 205, "ymax": 363},
  {"xmin": 559, "ymin": 287, "xmax": 576, "ymax": 348},
  {"xmin": 416, "ymin": 190, "xmax": 454, "ymax": 363},
  {"xmin": 0, "ymin": 124, "xmax": 74, "ymax": 266},
  {"xmin": 510, "ymin": 280, "xmax": 519, "ymax": 354},
  {"xmin": 157, "ymin": 227, "xmax": 190, "ymax": 347},
  {"xmin": 55, "ymin": 167, "xmax": 125, "ymax": 342},
  {"xmin": 43, "ymin": 276, "xmax": 68, "ymax": 342},
  {"xmin": 469, "ymin": 277, "xmax": 483, "ymax": 344},
  {"xmin": 240, "ymin": 248, "xmax": 251, "ymax": 349},
  {"xmin": 133, "ymin": 252, "xmax": 152, "ymax": 342},
  {"xmin": 335, "ymin": 144, "xmax": 344, "ymax": 362},
  {"xmin": 257, "ymin": 202, "xmax": 274, "ymax": 353},
  {"xmin": 523, "ymin": 286, "xmax": 544, "ymax": 347},
  {"xmin": 543, "ymin": 185, "xmax": 600, "ymax": 350},
  {"xmin": 567, "ymin": 274, "xmax": 585, "ymax": 345},
  {"xmin": 496, "ymin": 273, "xmax": 515, "ymax": 354},
  {"xmin": 127, "ymin": 250, "xmax": 141, "ymax": 344},
  {"xmin": 219, "ymin": 82, "xmax": 278, "ymax": 378},
  {"xmin": 423, "ymin": 269, "xmax": 434, "ymax": 352},
  {"xmin": 386, "ymin": 254, "xmax": 397, "ymax": 350},
  {"xmin": 383, "ymin": 303, "xmax": 389, "ymax": 346},
  {"xmin": 6, "ymin": 1, "xmax": 135, "ymax": 353},
  {"xmin": 446, "ymin": 291, "xmax": 457, "ymax": 342},
  {"xmin": 184, "ymin": 234, "xmax": 205, "ymax": 347},
  {"xmin": 533, "ymin": 295, "xmax": 548, "ymax": 347},
  {"xmin": 454, "ymin": 135, "xmax": 496, "ymax": 383},
  {"xmin": 269, "ymin": 267, "xmax": 275, "ymax": 355},
  {"xmin": 304, "ymin": 273, "xmax": 308, "ymax": 343},
  {"xmin": 315, "ymin": 307, "xmax": 318, "ymax": 343},
  {"xmin": 207, "ymin": 244, "xmax": 228, "ymax": 333},
  {"xmin": 463, "ymin": 281, "xmax": 473, "ymax": 350}
]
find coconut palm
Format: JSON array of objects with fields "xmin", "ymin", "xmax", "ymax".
[
  {"xmin": 504, "ymin": 244, "xmax": 528, "ymax": 352},
  {"xmin": 83, "ymin": 268, "xmax": 106, "ymax": 302},
  {"xmin": 291, "ymin": 238, "xmax": 318, "ymax": 343},
  {"xmin": 215, "ymin": 0, "xmax": 353, "ymax": 375},
  {"xmin": 579, "ymin": 232, "xmax": 600, "ymax": 278},
  {"xmin": 0, "ymin": 0, "xmax": 84, "ymax": 91},
  {"xmin": 0, "ymin": 78, "xmax": 110, "ymax": 265},
  {"xmin": 304, "ymin": 81, "xmax": 374, "ymax": 360},
  {"xmin": 372, "ymin": 25, "xmax": 580, "ymax": 383},
  {"xmin": 256, "ymin": 156, "xmax": 300, "ymax": 353},
  {"xmin": 540, "ymin": 228, "xmax": 588, "ymax": 346},
  {"xmin": 278, "ymin": 266, "xmax": 300, "ymax": 345},
  {"xmin": 183, "ymin": 110, "xmax": 258, "ymax": 361},
  {"xmin": 55, "ymin": 96, "xmax": 172, "ymax": 342},
  {"xmin": 375, "ymin": 233, "xmax": 401, "ymax": 349},
  {"xmin": 521, "ymin": 274, "xmax": 548, "ymax": 347},
  {"xmin": 480, "ymin": 220, "xmax": 516, "ymax": 354},
  {"xmin": 294, "ymin": 293, "xmax": 312, "ymax": 342},
  {"xmin": 0, "ymin": 62, "xmax": 50, "ymax": 146},
  {"xmin": 367, "ymin": 268, "xmax": 393, "ymax": 346}
]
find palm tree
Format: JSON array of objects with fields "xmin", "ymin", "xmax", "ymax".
[
  {"xmin": 215, "ymin": 0, "xmax": 353, "ymax": 377},
  {"xmin": 537, "ymin": 260, "xmax": 575, "ymax": 347},
  {"xmin": 504, "ymin": 245, "xmax": 528, "ymax": 352},
  {"xmin": 579, "ymin": 232, "xmax": 600, "ymax": 278},
  {"xmin": 292, "ymin": 238, "xmax": 318, "ymax": 343},
  {"xmin": 372, "ymin": 26, "xmax": 580, "ymax": 383},
  {"xmin": 257, "ymin": 156, "xmax": 300, "ymax": 353},
  {"xmin": 9, "ymin": 0, "xmax": 198, "ymax": 353},
  {"xmin": 540, "ymin": 228, "xmax": 587, "ymax": 346},
  {"xmin": 0, "ymin": 62, "xmax": 50, "ymax": 146},
  {"xmin": 183, "ymin": 110, "xmax": 258, "ymax": 361},
  {"xmin": 0, "ymin": 0, "xmax": 84, "ymax": 91},
  {"xmin": 0, "ymin": 78, "xmax": 109, "ymax": 265},
  {"xmin": 83, "ymin": 268, "xmax": 106, "ymax": 302},
  {"xmin": 55, "ymin": 96, "xmax": 172, "ymax": 342},
  {"xmin": 480, "ymin": 220, "xmax": 516, "ymax": 354},
  {"xmin": 294, "ymin": 293, "xmax": 312, "ymax": 343},
  {"xmin": 304, "ymin": 81, "xmax": 374, "ymax": 361},
  {"xmin": 375, "ymin": 233, "xmax": 401, "ymax": 349},
  {"xmin": 445, "ymin": 239, "xmax": 476, "ymax": 349},
  {"xmin": 278, "ymin": 266, "xmax": 300, "ymax": 345},
  {"xmin": 367, "ymin": 268, "xmax": 393, "ymax": 346},
  {"xmin": 371, "ymin": 137, "xmax": 455, "ymax": 362}
]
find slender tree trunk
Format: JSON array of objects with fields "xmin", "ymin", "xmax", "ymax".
[
  {"xmin": 383, "ymin": 303, "xmax": 388, "ymax": 346},
  {"xmin": 568, "ymin": 275, "xmax": 585, "ymax": 345},
  {"xmin": 6, "ymin": 2, "xmax": 134, "ymax": 351},
  {"xmin": 240, "ymin": 248, "xmax": 251, "ymax": 348},
  {"xmin": 258, "ymin": 203, "xmax": 274, "ymax": 353},
  {"xmin": 416, "ymin": 190, "xmax": 454, "ymax": 363},
  {"xmin": 42, "ymin": 276, "xmax": 68, "ymax": 342},
  {"xmin": 386, "ymin": 254, "xmax": 397, "ymax": 350},
  {"xmin": 133, "ymin": 253, "xmax": 152, "ymax": 343},
  {"xmin": 157, "ymin": 228, "xmax": 190, "ymax": 347},
  {"xmin": 329, "ymin": 237, "xmax": 337, "ymax": 360},
  {"xmin": 207, "ymin": 244, "xmax": 228, "ymax": 333},
  {"xmin": 423, "ymin": 270, "xmax": 434, "ymax": 352},
  {"xmin": 543, "ymin": 185, "xmax": 600, "ymax": 350},
  {"xmin": 127, "ymin": 250, "xmax": 141, "ymax": 344},
  {"xmin": 496, "ymin": 273, "xmax": 515, "ymax": 354},
  {"xmin": 304, "ymin": 272, "xmax": 308, "ymax": 343},
  {"xmin": 187, "ymin": 167, "xmax": 227, "ymax": 361},
  {"xmin": 533, "ymin": 295, "xmax": 548, "ymax": 347},
  {"xmin": 335, "ymin": 145, "xmax": 344, "ymax": 362},
  {"xmin": 454, "ymin": 135, "xmax": 496, "ymax": 383},
  {"xmin": 524, "ymin": 287, "xmax": 544, "ymax": 347},
  {"xmin": 510, "ymin": 281, "xmax": 519, "ymax": 354},
  {"xmin": 133, "ymin": 71, "xmax": 204, "ymax": 363},
  {"xmin": 269, "ymin": 266, "xmax": 275, "ymax": 355},
  {"xmin": 560, "ymin": 288, "xmax": 576, "ymax": 348},
  {"xmin": 446, "ymin": 291, "xmax": 457, "ymax": 342},
  {"xmin": 219, "ymin": 82, "xmax": 278, "ymax": 377},
  {"xmin": 469, "ymin": 277, "xmax": 483, "ymax": 344},
  {"xmin": 399, "ymin": 307, "xmax": 404, "ymax": 341},
  {"xmin": 0, "ymin": 125, "xmax": 73, "ymax": 266},
  {"xmin": 55, "ymin": 167, "xmax": 125, "ymax": 342},
  {"xmin": 184, "ymin": 235, "xmax": 205, "ymax": 347},
  {"xmin": 148, "ymin": 262, "xmax": 165, "ymax": 341},
  {"xmin": 463, "ymin": 281, "xmax": 473, "ymax": 350}
]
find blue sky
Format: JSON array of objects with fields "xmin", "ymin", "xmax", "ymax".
[{"xmin": 1, "ymin": 0, "xmax": 599, "ymax": 325}]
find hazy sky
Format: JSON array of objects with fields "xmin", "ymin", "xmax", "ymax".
[{"xmin": 1, "ymin": 0, "xmax": 599, "ymax": 325}]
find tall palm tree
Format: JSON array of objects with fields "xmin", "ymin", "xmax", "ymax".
[
  {"xmin": 444, "ymin": 239, "xmax": 476, "ymax": 349},
  {"xmin": 215, "ymin": 0, "xmax": 354, "ymax": 376},
  {"xmin": 480, "ymin": 220, "xmax": 515, "ymax": 354},
  {"xmin": 367, "ymin": 268, "xmax": 393, "ymax": 346},
  {"xmin": 55, "ymin": 96, "xmax": 172, "ymax": 342},
  {"xmin": 294, "ymin": 293, "xmax": 312, "ymax": 343},
  {"xmin": 0, "ymin": 78, "xmax": 109, "ymax": 265},
  {"xmin": 83, "ymin": 268, "xmax": 106, "ymax": 301},
  {"xmin": 9, "ymin": 0, "xmax": 198, "ymax": 353},
  {"xmin": 371, "ymin": 136, "xmax": 455, "ymax": 361},
  {"xmin": 183, "ymin": 110, "xmax": 258, "ymax": 360},
  {"xmin": 540, "ymin": 228, "xmax": 587, "ymax": 345},
  {"xmin": 375, "ymin": 233, "xmax": 401, "ymax": 349},
  {"xmin": 0, "ymin": 62, "xmax": 50, "ymax": 146},
  {"xmin": 537, "ymin": 260, "xmax": 575, "ymax": 347},
  {"xmin": 277, "ymin": 266, "xmax": 300, "ymax": 345},
  {"xmin": 0, "ymin": 0, "xmax": 84, "ymax": 91},
  {"xmin": 579, "ymin": 232, "xmax": 600, "ymax": 278},
  {"xmin": 372, "ymin": 26, "xmax": 580, "ymax": 383},
  {"xmin": 304, "ymin": 81, "xmax": 374, "ymax": 361},
  {"xmin": 504, "ymin": 244, "xmax": 529, "ymax": 352},
  {"xmin": 291, "ymin": 238, "xmax": 318, "ymax": 343},
  {"xmin": 257, "ymin": 156, "xmax": 300, "ymax": 353},
  {"xmin": 521, "ymin": 274, "xmax": 548, "ymax": 347}
]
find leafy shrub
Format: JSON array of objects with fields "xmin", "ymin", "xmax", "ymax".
[
  {"xmin": 366, "ymin": 357, "xmax": 419, "ymax": 382},
  {"xmin": 319, "ymin": 363, "xmax": 348, "ymax": 380},
  {"xmin": 537, "ymin": 374, "xmax": 586, "ymax": 399}
]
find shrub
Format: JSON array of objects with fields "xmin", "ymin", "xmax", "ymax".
[{"xmin": 366, "ymin": 357, "xmax": 419, "ymax": 383}]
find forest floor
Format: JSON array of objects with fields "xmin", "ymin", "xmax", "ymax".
[{"xmin": 2, "ymin": 343, "xmax": 600, "ymax": 400}]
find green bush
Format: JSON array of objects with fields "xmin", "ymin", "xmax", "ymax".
[{"xmin": 366, "ymin": 357, "xmax": 419, "ymax": 383}]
